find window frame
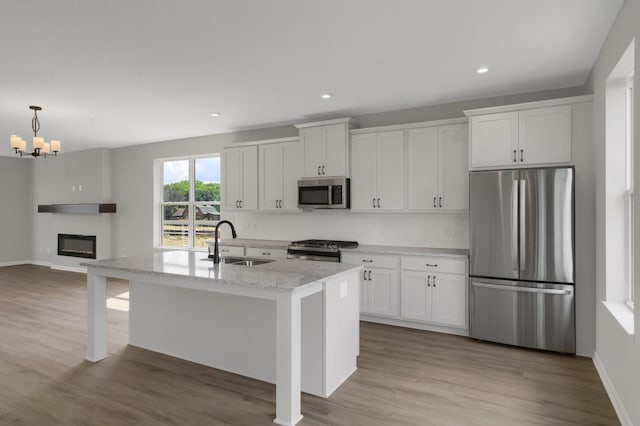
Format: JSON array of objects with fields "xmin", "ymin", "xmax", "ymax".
[
  {"xmin": 157, "ymin": 154, "xmax": 221, "ymax": 250},
  {"xmin": 626, "ymin": 71, "xmax": 635, "ymax": 309}
]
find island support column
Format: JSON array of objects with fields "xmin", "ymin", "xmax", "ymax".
[
  {"xmin": 86, "ymin": 270, "xmax": 108, "ymax": 362},
  {"xmin": 274, "ymin": 291, "xmax": 303, "ymax": 426}
]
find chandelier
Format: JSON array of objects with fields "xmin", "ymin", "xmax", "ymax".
[{"xmin": 10, "ymin": 105, "xmax": 61, "ymax": 158}]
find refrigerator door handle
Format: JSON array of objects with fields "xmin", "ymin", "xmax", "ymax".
[
  {"xmin": 519, "ymin": 179, "xmax": 526, "ymax": 271},
  {"xmin": 472, "ymin": 281, "xmax": 573, "ymax": 295},
  {"xmin": 511, "ymin": 181, "xmax": 518, "ymax": 272}
]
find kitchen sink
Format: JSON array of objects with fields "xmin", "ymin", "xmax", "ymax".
[{"xmin": 202, "ymin": 256, "xmax": 275, "ymax": 266}]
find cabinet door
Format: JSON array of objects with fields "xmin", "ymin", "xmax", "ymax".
[
  {"xmin": 323, "ymin": 123, "xmax": 348, "ymax": 176},
  {"xmin": 407, "ymin": 127, "xmax": 439, "ymax": 211},
  {"xmin": 376, "ymin": 131, "xmax": 405, "ymax": 210},
  {"xmin": 240, "ymin": 146, "xmax": 258, "ymax": 210},
  {"xmin": 301, "ymin": 126, "xmax": 323, "ymax": 177},
  {"xmin": 281, "ymin": 141, "xmax": 302, "ymax": 211},
  {"xmin": 222, "ymin": 148, "xmax": 242, "ymax": 210},
  {"xmin": 261, "ymin": 144, "xmax": 283, "ymax": 211},
  {"xmin": 519, "ymin": 105, "xmax": 571, "ymax": 165},
  {"xmin": 368, "ymin": 268, "xmax": 399, "ymax": 317},
  {"xmin": 438, "ymin": 124, "xmax": 469, "ymax": 211},
  {"xmin": 430, "ymin": 273, "xmax": 467, "ymax": 328},
  {"xmin": 350, "ymin": 133, "xmax": 377, "ymax": 210},
  {"xmin": 470, "ymin": 112, "xmax": 518, "ymax": 168},
  {"xmin": 400, "ymin": 271, "xmax": 431, "ymax": 321}
]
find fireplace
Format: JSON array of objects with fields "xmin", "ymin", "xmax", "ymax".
[{"xmin": 58, "ymin": 234, "xmax": 97, "ymax": 259}]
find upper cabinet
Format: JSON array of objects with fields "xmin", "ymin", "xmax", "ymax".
[
  {"xmin": 407, "ymin": 124, "xmax": 468, "ymax": 211},
  {"xmin": 351, "ymin": 130, "xmax": 405, "ymax": 211},
  {"xmin": 295, "ymin": 118, "xmax": 355, "ymax": 178},
  {"xmin": 221, "ymin": 146, "xmax": 258, "ymax": 211},
  {"xmin": 260, "ymin": 141, "xmax": 301, "ymax": 211},
  {"xmin": 466, "ymin": 102, "xmax": 573, "ymax": 169}
]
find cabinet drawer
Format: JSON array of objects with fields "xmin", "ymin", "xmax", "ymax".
[
  {"xmin": 246, "ymin": 247, "xmax": 287, "ymax": 259},
  {"xmin": 401, "ymin": 256, "xmax": 466, "ymax": 274},
  {"xmin": 342, "ymin": 252, "xmax": 399, "ymax": 269},
  {"xmin": 216, "ymin": 245, "xmax": 245, "ymax": 257}
]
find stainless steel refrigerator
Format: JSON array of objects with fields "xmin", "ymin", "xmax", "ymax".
[{"xmin": 469, "ymin": 167, "xmax": 575, "ymax": 353}]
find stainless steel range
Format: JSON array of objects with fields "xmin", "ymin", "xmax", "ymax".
[{"xmin": 287, "ymin": 239, "xmax": 359, "ymax": 262}]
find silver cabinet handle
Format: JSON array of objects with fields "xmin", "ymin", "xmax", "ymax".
[
  {"xmin": 377, "ymin": 198, "xmax": 380, "ymax": 208},
  {"xmin": 513, "ymin": 149, "xmax": 517, "ymax": 162},
  {"xmin": 427, "ymin": 275, "xmax": 431, "ymax": 286},
  {"xmin": 372, "ymin": 198, "xmax": 376, "ymax": 208},
  {"xmin": 472, "ymin": 282, "xmax": 573, "ymax": 295},
  {"xmin": 362, "ymin": 259, "xmax": 373, "ymax": 263},
  {"xmin": 425, "ymin": 263, "xmax": 438, "ymax": 267},
  {"xmin": 318, "ymin": 166, "xmax": 321, "ymax": 175},
  {"xmin": 520, "ymin": 149, "xmax": 524, "ymax": 162},
  {"xmin": 322, "ymin": 165, "xmax": 325, "ymax": 175},
  {"xmin": 433, "ymin": 197, "xmax": 436, "ymax": 208},
  {"xmin": 439, "ymin": 197, "xmax": 442, "ymax": 208}
]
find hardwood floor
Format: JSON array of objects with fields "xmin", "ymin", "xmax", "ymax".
[{"xmin": 0, "ymin": 265, "xmax": 618, "ymax": 425}]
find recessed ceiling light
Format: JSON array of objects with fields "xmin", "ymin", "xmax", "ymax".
[
  {"xmin": 477, "ymin": 67, "xmax": 489, "ymax": 74},
  {"xmin": 210, "ymin": 112, "xmax": 221, "ymax": 117},
  {"xmin": 321, "ymin": 93, "xmax": 332, "ymax": 99}
]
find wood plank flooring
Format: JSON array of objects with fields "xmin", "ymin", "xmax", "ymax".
[{"xmin": 0, "ymin": 265, "xmax": 619, "ymax": 425}]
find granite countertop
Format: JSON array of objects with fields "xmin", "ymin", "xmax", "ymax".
[
  {"xmin": 342, "ymin": 245, "xmax": 469, "ymax": 258},
  {"xmin": 82, "ymin": 251, "xmax": 359, "ymax": 292}
]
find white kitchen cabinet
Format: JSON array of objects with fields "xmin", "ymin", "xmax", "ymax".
[
  {"xmin": 342, "ymin": 252, "xmax": 400, "ymax": 317},
  {"xmin": 296, "ymin": 119, "xmax": 353, "ymax": 178},
  {"xmin": 468, "ymin": 105, "xmax": 571, "ymax": 168},
  {"xmin": 407, "ymin": 124, "xmax": 468, "ymax": 211},
  {"xmin": 260, "ymin": 141, "xmax": 301, "ymax": 211},
  {"xmin": 400, "ymin": 255, "xmax": 468, "ymax": 328},
  {"xmin": 222, "ymin": 146, "xmax": 258, "ymax": 211},
  {"xmin": 351, "ymin": 130, "xmax": 405, "ymax": 211},
  {"xmin": 245, "ymin": 246, "xmax": 288, "ymax": 259},
  {"xmin": 518, "ymin": 105, "xmax": 571, "ymax": 165}
]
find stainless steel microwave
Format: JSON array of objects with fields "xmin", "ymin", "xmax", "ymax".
[{"xmin": 297, "ymin": 177, "xmax": 350, "ymax": 209}]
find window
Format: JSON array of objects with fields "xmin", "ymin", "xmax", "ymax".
[
  {"xmin": 625, "ymin": 71, "xmax": 634, "ymax": 308},
  {"xmin": 605, "ymin": 39, "xmax": 635, "ymax": 333},
  {"xmin": 159, "ymin": 155, "xmax": 221, "ymax": 248}
]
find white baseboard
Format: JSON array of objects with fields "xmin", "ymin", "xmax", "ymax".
[
  {"xmin": 51, "ymin": 264, "xmax": 87, "ymax": 274},
  {"xmin": 30, "ymin": 260, "xmax": 52, "ymax": 267},
  {"xmin": 360, "ymin": 314, "xmax": 470, "ymax": 337},
  {"xmin": 593, "ymin": 352, "xmax": 632, "ymax": 426},
  {"xmin": 0, "ymin": 260, "xmax": 31, "ymax": 267}
]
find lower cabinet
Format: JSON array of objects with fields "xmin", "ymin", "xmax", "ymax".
[
  {"xmin": 344, "ymin": 251, "xmax": 469, "ymax": 333},
  {"xmin": 400, "ymin": 270, "xmax": 467, "ymax": 328},
  {"xmin": 361, "ymin": 267, "xmax": 399, "ymax": 317}
]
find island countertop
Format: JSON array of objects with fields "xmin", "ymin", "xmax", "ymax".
[{"xmin": 81, "ymin": 251, "xmax": 360, "ymax": 293}]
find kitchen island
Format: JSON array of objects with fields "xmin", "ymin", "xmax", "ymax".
[{"xmin": 82, "ymin": 251, "xmax": 361, "ymax": 426}]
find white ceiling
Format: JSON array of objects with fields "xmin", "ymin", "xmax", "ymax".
[{"xmin": 0, "ymin": 0, "xmax": 623, "ymax": 154}]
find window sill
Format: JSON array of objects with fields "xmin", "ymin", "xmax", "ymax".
[{"xmin": 602, "ymin": 301, "xmax": 635, "ymax": 335}]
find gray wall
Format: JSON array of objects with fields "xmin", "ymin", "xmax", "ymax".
[
  {"xmin": 586, "ymin": 0, "xmax": 640, "ymax": 424},
  {"xmin": 0, "ymin": 157, "xmax": 32, "ymax": 264}
]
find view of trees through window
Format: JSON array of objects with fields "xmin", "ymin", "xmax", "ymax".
[{"xmin": 161, "ymin": 156, "xmax": 221, "ymax": 248}]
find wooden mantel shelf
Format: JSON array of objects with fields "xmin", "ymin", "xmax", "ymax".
[{"xmin": 37, "ymin": 204, "xmax": 116, "ymax": 214}]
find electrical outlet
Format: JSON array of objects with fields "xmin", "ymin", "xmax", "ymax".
[
  {"xmin": 46, "ymin": 248, "xmax": 51, "ymax": 254},
  {"xmin": 79, "ymin": 185, "xmax": 82, "ymax": 191},
  {"xmin": 39, "ymin": 247, "xmax": 43, "ymax": 253},
  {"xmin": 72, "ymin": 185, "xmax": 75, "ymax": 192}
]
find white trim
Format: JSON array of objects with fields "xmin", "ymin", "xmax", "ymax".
[
  {"xmin": 29, "ymin": 260, "xmax": 52, "ymax": 267},
  {"xmin": 350, "ymin": 117, "xmax": 468, "ymax": 134},
  {"xmin": 0, "ymin": 260, "xmax": 31, "ymax": 267},
  {"xmin": 602, "ymin": 301, "xmax": 635, "ymax": 335},
  {"xmin": 51, "ymin": 264, "xmax": 87, "ymax": 274},
  {"xmin": 593, "ymin": 352, "xmax": 633, "ymax": 426},
  {"xmin": 294, "ymin": 117, "xmax": 356, "ymax": 129},
  {"xmin": 359, "ymin": 314, "xmax": 469, "ymax": 336},
  {"xmin": 223, "ymin": 136, "xmax": 298, "ymax": 149},
  {"xmin": 463, "ymin": 94, "xmax": 594, "ymax": 117}
]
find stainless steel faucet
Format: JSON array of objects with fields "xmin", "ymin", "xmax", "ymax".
[{"xmin": 210, "ymin": 220, "xmax": 237, "ymax": 264}]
